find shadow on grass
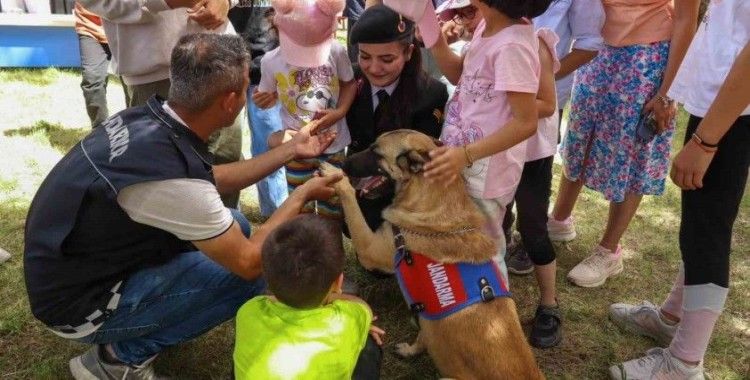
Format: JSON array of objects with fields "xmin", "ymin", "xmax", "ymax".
[{"xmin": 4, "ymin": 121, "xmax": 89, "ymax": 153}]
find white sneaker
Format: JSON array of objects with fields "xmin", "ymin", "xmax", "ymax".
[
  {"xmin": 70, "ymin": 345, "xmax": 168, "ymax": 380},
  {"xmin": 0, "ymin": 248, "xmax": 10, "ymax": 264},
  {"xmin": 610, "ymin": 301, "xmax": 677, "ymax": 346},
  {"xmin": 547, "ymin": 215, "xmax": 576, "ymax": 242},
  {"xmin": 567, "ymin": 245, "xmax": 623, "ymax": 287},
  {"xmin": 609, "ymin": 347, "xmax": 705, "ymax": 380}
]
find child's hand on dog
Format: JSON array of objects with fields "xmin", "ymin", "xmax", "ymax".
[{"xmin": 424, "ymin": 146, "xmax": 466, "ymax": 185}]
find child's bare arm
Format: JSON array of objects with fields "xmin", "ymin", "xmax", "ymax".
[
  {"xmin": 267, "ymin": 130, "xmax": 286, "ymax": 148},
  {"xmin": 424, "ymin": 92, "xmax": 538, "ymax": 184},
  {"xmin": 327, "ymin": 292, "xmax": 372, "ymax": 312},
  {"xmin": 430, "ymin": 34, "xmax": 464, "ymax": 85},
  {"xmin": 536, "ymin": 39, "xmax": 557, "ymax": 118}
]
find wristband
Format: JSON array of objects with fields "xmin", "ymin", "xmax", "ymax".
[
  {"xmin": 692, "ymin": 132, "xmax": 719, "ymax": 148},
  {"xmin": 690, "ymin": 133, "xmax": 718, "ymax": 153}
]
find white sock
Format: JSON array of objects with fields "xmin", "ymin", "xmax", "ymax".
[{"xmin": 668, "ymin": 283, "xmax": 728, "ymax": 363}]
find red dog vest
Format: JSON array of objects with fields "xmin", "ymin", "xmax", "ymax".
[{"xmin": 392, "ymin": 227, "xmax": 510, "ymax": 320}]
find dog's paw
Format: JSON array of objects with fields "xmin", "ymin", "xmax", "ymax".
[
  {"xmin": 395, "ymin": 342, "xmax": 421, "ymax": 358},
  {"xmin": 318, "ymin": 161, "xmax": 343, "ymax": 177},
  {"xmin": 318, "ymin": 162, "xmax": 353, "ymax": 194}
]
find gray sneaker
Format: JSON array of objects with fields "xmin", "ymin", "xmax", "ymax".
[
  {"xmin": 506, "ymin": 240, "xmax": 534, "ymax": 275},
  {"xmin": 609, "ymin": 301, "xmax": 677, "ymax": 346},
  {"xmin": 609, "ymin": 347, "xmax": 705, "ymax": 380},
  {"xmin": 69, "ymin": 345, "xmax": 168, "ymax": 380}
]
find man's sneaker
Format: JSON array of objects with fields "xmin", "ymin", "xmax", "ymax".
[
  {"xmin": 567, "ymin": 245, "xmax": 623, "ymax": 287},
  {"xmin": 547, "ymin": 215, "xmax": 576, "ymax": 242},
  {"xmin": 70, "ymin": 345, "xmax": 167, "ymax": 380},
  {"xmin": 506, "ymin": 240, "xmax": 534, "ymax": 275},
  {"xmin": 609, "ymin": 347, "xmax": 705, "ymax": 380},
  {"xmin": 609, "ymin": 301, "xmax": 677, "ymax": 346},
  {"xmin": 530, "ymin": 304, "xmax": 562, "ymax": 348}
]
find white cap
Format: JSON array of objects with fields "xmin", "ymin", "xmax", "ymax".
[{"xmin": 435, "ymin": 0, "xmax": 471, "ymax": 22}]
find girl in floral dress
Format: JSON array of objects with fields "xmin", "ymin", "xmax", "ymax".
[{"xmin": 548, "ymin": 0, "xmax": 701, "ymax": 288}]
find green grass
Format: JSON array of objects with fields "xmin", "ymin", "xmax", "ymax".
[{"xmin": 0, "ymin": 68, "xmax": 748, "ymax": 379}]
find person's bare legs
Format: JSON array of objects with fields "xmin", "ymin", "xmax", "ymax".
[
  {"xmin": 551, "ymin": 175, "xmax": 585, "ymax": 222},
  {"xmin": 599, "ymin": 192, "xmax": 643, "ymax": 251}
]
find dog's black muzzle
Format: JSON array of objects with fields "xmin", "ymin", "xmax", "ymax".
[{"xmin": 343, "ymin": 148, "xmax": 383, "ymax": 178}]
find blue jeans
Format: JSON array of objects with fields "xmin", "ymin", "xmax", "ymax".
[
  {"xmin": 74, "ymin": 209, "xmax": 265, "ymax": 365},
  {"xmin": 247, "ymin": 86, "xmax": 288, "ymax": 216}
]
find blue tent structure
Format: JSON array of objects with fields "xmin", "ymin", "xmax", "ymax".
[{"xmin": 0, "ymin": 13, "xmax": 81, "ymax": 67}]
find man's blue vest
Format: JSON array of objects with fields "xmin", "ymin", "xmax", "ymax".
[{"xmin": 24, "ymin": 97, "xmax": 215, "ymax": 328}]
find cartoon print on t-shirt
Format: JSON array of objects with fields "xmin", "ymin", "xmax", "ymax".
[
  {"xmin": 276, "ymin": 65, "xmax": 339, "ymax": 127},
  {"xmin": 441, "ymin": 88, "xmax": 485, "ymax": 177},
  {"xmin": 461, "ymin": 70, "xmax": 497, "ymax": 103},
  {"xmin": 296, "ymin": 87, "xmax": 334, "ymax": 113}
]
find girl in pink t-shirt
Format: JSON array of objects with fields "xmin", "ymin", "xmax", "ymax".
[{"xmin": 388, "ymin": 0, "xmax": 553, "ymax": 283}]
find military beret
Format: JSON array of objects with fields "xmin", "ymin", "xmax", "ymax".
[{"xmin": 349, "ymin": 4, "xmax": 415, "ymax": 44}]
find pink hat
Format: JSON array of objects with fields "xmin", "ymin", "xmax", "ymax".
[
  {"xmin": 272, "ymin": 0, "xmax": 345, "ymax": 68},
  {"xmin": 383, "ymin": 0, "xmax": 441, "ymax": 48},
  {"xmin": 435, "ymin": 0, "xmax": 472, "ymax": 22}
]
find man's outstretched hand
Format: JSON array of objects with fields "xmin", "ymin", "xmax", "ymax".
[
  {"xmin": 297, "ymin": 171, "xmax": 343, "ymax": 202},
  {"xmin": 290, "ymin": 120, "xmax": 337, "ymax": 159}
]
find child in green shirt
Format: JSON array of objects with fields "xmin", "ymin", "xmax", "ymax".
[{"xmin": 234, "ymin": 214, "xmax": 383, "ymax": 379}]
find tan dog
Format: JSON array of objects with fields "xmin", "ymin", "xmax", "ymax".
[{"xmin": 321, "ymin": 130, "xmax": 544, "ymax": 379}]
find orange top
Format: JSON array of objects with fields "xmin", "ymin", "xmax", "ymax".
[
  {"xmin": 74, "ymin": 2, "xmax": 108, "ymax": 44},
  {"xmin": 601, "ymin": 0, "xmax": 674, "ymax": 47}
]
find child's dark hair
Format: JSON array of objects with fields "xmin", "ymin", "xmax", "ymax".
[
  {"xmin": 479, "ymin": 0, "xmax": 552, "ymax": 19},
  {"xmin": 261, "ymin": 214, "xmax": 345, "ymax": 309}
]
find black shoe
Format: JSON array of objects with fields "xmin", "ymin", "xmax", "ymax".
[
  {"xmin": 342, "ymin": 276, "xmax": 360, "ymax": 296},
  {"xmin": 530, "ymin": 304, "xmax": 562, "ymax": 349},
  {"xmin": 505, "ymin": 238, "xmax": 534, "ymax": 275}
]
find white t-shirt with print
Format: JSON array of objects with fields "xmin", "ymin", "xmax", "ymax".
[
  {"xmin": 668, "ymin": 0, "xmax": 750, "ymax": 117},
  {"xmin": 259, "ymin": 42, "xmax": 354, "ymax": 153}
]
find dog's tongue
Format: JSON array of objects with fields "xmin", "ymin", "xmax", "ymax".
[{"xmin": 354, "ymin": 176, "xmax": 391, "ymax": 199}]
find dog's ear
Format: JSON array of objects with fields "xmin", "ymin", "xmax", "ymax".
[{"xmin": 396, "ymin": 149, "xmax": 430, "ymax": 174}]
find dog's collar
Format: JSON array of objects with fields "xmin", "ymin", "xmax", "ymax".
[{"xmin": 394, "ymin": 224, "xmax": 477, "ymax": 238}]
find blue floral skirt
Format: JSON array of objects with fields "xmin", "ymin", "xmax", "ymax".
[{"xmin": 561, "ymin": 41, "xmax": 675, "ymax": 203}]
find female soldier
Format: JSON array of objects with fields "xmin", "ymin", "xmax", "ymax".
[{"xmin": 346, "ymin": 4, "xmax": 449, "ymax": 231}]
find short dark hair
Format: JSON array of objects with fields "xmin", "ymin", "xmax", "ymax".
[
  {"xmin": 478, "ymin": 0, "xmax": 552, "ymax": 19},
  {"xmin": 261, "ymin": 214, "xmax": 345, "ymax": 309},
  {"xmin": 169, "ymin": 33, "xmax": 250, "ymax": 111}
]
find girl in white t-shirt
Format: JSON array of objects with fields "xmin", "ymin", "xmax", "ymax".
[{"xmin": 385, "ymin": 0, "xmax": 552, "ymax": 283}]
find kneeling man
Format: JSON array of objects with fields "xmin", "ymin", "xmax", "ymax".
[{"xmin": 23, "ymin": 33, "xmax": 341, "ymax": 379}]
